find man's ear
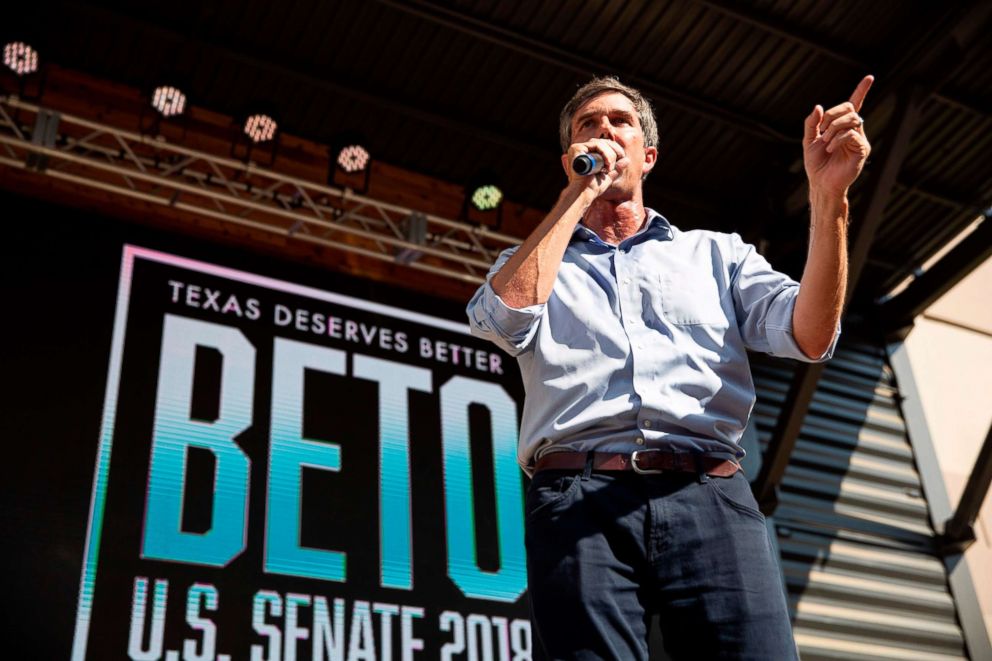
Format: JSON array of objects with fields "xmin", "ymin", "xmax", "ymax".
[
  {"xmin": 642, "ymin": 146, "xmax": 659, "ymax": 174},
  {"xmin": 561, "ymin": 152, "xmax": 571, "ymax": 176}
]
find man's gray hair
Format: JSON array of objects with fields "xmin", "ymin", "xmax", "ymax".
[{"xmin": 558, "ymin": 76, "xmax": 659, "ymax": 153}]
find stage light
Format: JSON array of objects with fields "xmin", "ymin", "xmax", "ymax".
[
  {"xmin": 3, "ymin": 41, "xmax": 38, "ymax": 76},
  {"xmin": 231, "ymin": 109, "xmax": 279, "ymax": 166},
  {"xmin": 244, "ymin": 114, "xmax": 277, "ymax": 143},
  {"xmin": 471, "ymin": 184, "xmax": 503, "ymax": 212},
  {"xmin": 151, "ymin": 86, "xmax": 186, "ymax": 117},
  {"xmin": 337, "ymin": 144, "xmax": 370, "ymax": 173},
  {"xmin": 328, "ymin": 132, "xmax": 373, "ymax": 193},
  {"xmin": 462, "ymin": 169, "xmax": 505, "ymax": 228}
]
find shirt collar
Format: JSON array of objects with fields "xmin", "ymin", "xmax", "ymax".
[{"xmin": 571, "ymin": 208, "xmax": 673, "ymax": 247}]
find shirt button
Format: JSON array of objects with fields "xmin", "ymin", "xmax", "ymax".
[
  {"xmin": 635, "ymin": 437, "xmax": 644, "ymax": 445},
  {"xmin": 623, "ymin": 277, "xmax": 631, "ymax": 285},
  {"xmin": 643, "ymin": 420, "xmax": 652, "ymax": 428}
]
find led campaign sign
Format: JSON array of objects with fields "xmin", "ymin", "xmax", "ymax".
[{"xmin": 72, "ymin": 246, "xmax": 531, "ymax": 661}]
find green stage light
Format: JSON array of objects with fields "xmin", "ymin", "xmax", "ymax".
[{"xmin": 471, "ymin": 184, "xmax": 503, "ymax": 212}]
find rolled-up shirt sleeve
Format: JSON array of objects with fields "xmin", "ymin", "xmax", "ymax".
[
  {"xmin": 466, "ymin": 247, "xmax": 546, "ymax": 356},
  {"xmin": 729, "ymin": 233, "xmax": 840, "ymax": 363}
]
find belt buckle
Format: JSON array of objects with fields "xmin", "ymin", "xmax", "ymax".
[{"xmin": 631, "ymin": 449, "xmax": 663, "ymax": 474}]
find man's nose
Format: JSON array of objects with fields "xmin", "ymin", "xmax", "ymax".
[{"xmin": 598, "ymin": 119, "xmax": 616, "ymax": 141}]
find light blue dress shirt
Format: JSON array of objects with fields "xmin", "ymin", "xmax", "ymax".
[{"xmin": 467, "ymin": 210, "xmax": 839, "ymax": 474}]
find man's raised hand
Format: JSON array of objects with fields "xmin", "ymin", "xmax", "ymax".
[{"xmin": 803, "ymin": 75, "xmax": 874, "ymax": 196}]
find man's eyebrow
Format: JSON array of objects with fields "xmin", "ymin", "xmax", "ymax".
[
  {"xmin": 573, "ymin": 110, "xmax": 598, "ymax": 127},
  {"xmin": 573, "ymin": 108, "xmax": 635, "ymax": 127}
]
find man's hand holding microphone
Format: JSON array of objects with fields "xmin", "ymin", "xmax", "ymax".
[{"xmin": 566, "ymin": 137, "xmax": 629, "ymax": 198}]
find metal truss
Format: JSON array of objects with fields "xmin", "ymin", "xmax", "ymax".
[{"xmin": 0, "ymin": 96, "xmax": 519, "ymax": 284}]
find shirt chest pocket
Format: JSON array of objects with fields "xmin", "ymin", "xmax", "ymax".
[{"xmin": 660, "ymin": 270, "xmax": 728, "ymax": 325}]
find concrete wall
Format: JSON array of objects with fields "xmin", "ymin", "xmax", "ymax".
[{"xmin": 900, "ymin": 256, "xmax": 992, "ymax": 639}]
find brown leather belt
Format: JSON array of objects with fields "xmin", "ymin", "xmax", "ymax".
[{"xmin": 535, "ymin": 450, "xmax": 741, "ymax": 477}]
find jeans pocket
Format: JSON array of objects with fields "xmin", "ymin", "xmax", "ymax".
[
  {"xmin": 525, "ymin": 471, "xmax": 582, "ymax": 524},
  {"xmin": 708, "ymin": 472, "xmax": 765, "ymax": 523}
]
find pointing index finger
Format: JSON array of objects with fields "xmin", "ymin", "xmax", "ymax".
[{"xmin": 849, "ymin": 75, "xmax": 874, "ymax": 112}]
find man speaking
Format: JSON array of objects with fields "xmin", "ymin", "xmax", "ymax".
[{"xmin": 467, "ymin": 75, "xmax": 873, "ymax": 659}]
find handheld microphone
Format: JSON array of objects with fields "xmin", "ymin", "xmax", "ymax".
[{"xmin": 572, "ymin": 153, "xmax": 604, "ymax": 176}]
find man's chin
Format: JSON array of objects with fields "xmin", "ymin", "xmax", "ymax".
[{"xmin": 601, "ymin": 179, "xmax": 636, "ymax": 199}]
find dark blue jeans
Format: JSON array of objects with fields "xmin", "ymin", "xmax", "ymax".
[{"xmin": 525, "ymin": 466, "xmax": 798, "ymax": 660}]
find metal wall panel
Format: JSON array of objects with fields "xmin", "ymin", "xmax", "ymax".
[{"xmin": 751, "ymin": 339, "xmax": 969, "ymax": 660}]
